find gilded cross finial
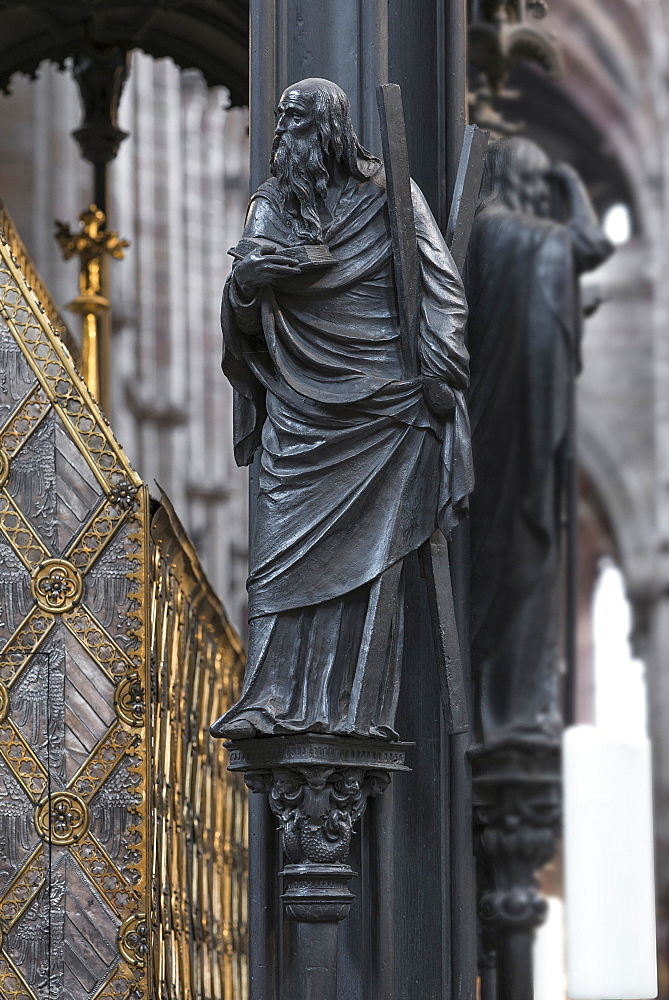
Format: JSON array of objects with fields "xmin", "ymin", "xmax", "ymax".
[{"xmin": 55, "ymin": 204, "xmax": 129, "ymax": 409}]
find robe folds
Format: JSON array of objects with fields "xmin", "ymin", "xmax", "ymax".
[
  {"xmin": 214, "ymin": 159, "xmax": 472, "ymax": 738},
  {"xmin": 466, "ymin": 204, "xmax": 612, "ymax": 742}
]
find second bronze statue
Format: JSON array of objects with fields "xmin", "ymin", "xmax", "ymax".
[{"xmin": 211, "ymin": 78, "xmax": 473, "ymax": 741}]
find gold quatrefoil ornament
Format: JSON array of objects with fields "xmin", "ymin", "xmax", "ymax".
[
  {"xmin": 115, "ymin": 674, "xmax": 145, "ymax": 727},
  {"xmin": 35, "ymin": 791, "xmax": 90, "ymax": 845},
  {"xmin": 31, "ymin": 558, "xmax": 83, "ymax": 613}
]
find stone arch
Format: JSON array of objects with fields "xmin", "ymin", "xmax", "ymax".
[{"xmin": 0, "ymin": 1, "xmax": 249, "ymax": 105}]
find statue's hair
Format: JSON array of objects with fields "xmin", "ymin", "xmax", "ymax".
[
  {"xmin": 300, "ymin": 79, "xmax": 379, "ymax": 179},
  {"xmin": 477, "ymin": 137, "xmax": 549, "ymax": 213}
]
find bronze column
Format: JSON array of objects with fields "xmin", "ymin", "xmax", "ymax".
[{"xmin": 242, "ymin": 2, "xmax": 475, "ymax": 997}]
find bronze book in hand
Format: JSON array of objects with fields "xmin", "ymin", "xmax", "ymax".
[{"xmin": 228, "ymin": 237, "xmax": 336, "ymax": 269}]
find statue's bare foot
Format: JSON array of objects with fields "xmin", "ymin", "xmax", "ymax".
[{"xmin": 210, "ymin": 717, "xmax": 256, "ymax": 739}]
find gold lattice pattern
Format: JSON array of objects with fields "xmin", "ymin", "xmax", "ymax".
[
  {"xmin": 0, "ymin": 216, "xmax": 150, "ymax": 999},
  {"xmin": 0, "ymin": 200, "xmax": 248, "ymax": 999}
]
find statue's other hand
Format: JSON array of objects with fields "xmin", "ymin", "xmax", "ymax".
[
  {"xmin": 234, "ymin": 245, "xmax": 306, "ymax": 296},
  {"xmin": 422, "ymin": 378, "xmax": 456, "ymax": 418}
]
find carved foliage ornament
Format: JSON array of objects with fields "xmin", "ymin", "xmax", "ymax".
[
  {"xmin": 247, "ymin": 765, "xmax": 390, "ymax": 866},
  {"xmin": 472, "ymin": 743, "xmax": 561, "ymax": 933}
]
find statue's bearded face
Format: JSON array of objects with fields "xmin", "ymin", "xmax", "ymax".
[
  {"xmin": 271, "ymin": 89, "xmax": 329, "ymax": 239},
  {"xmin": 512, "ymin": 144, "xmax": 551, "ymax": 218},
  {"xmin": 269, "ymin": 80, "xmax": 376, "ymax": 239},
  {"xmin": 480, "ymin": 138, "xmax": 552, "ymax": 219},
  {"xmin": 274, "ymin": 91, "xmax": 316, "ymax": 140},
  {"xmin": 517, "ymin": 162, "xmax": 551, "ymax": 218}
]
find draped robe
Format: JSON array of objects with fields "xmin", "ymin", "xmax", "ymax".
[
  {"xmin": 213, "ymin": 158, "xmax": 472, "ymax": 739},
  {"xmin": 466, "ymin": 203, "xmax": 613, "ymax": 742}
]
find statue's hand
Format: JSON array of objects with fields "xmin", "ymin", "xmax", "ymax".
[
  {"xmin": 547, "ymin": 162, "xmax": 606, "ymax": 247},
  {"xmin": 423, "ymin": 378, "xmax": 456, "ymax": 418},
  {"xmin": 234, "ymin": 245, "xmax": 307, "ymax": 297}
]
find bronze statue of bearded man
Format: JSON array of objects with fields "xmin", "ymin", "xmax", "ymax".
[{"xmin": 211, "ymin": 78, "xmax": 473, "ymax": 741}]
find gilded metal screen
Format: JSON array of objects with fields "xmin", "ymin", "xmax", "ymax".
[
  {"xmin": 0, "ymin": 209, "xmax": 152, "ymax": 998},
  {"xmin": 150, "ymin": 495, "xmax": 248, "ymax": 1000},
  {"xmin": 0, "ymin": 206, "xmax": 247, "ymax": 998}
]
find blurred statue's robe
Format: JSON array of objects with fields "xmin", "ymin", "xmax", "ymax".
[
  {"xmin": 466, "ymin": 202, "xmax": 612, "ymax": 742},
  {"xmin": 213, "ymin": 158, "xmax": 472, "ymax": 739}
]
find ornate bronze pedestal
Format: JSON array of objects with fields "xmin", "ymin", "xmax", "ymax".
[
  {"xmin": 472, "ymin": 734, "xmax": 561, "ymax": 1000},
  {"xmin": 226, "ymin": 735, "xmax": 408, "ymax": 1000}
]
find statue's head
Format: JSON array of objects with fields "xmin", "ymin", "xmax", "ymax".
[
  {"xmin": 270, "ymin": 78, "xmax": 378, "ymax": 239},
  {"xmin": 478, "ymin": 137, "xmax": 551, "ymax": 218}
]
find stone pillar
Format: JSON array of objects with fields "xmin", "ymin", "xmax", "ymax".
[
  {"xmin": 110, "ymin": 53, "xmax": 250, "ymax": 622},
  {"xmin": 647, "ymin": 595, "xmax": 669, "ymax": 996}
]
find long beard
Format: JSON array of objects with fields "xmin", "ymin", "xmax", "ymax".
[{"xmin": 271, "ymin": 131, "xmax": 330, "ymax": 240}]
